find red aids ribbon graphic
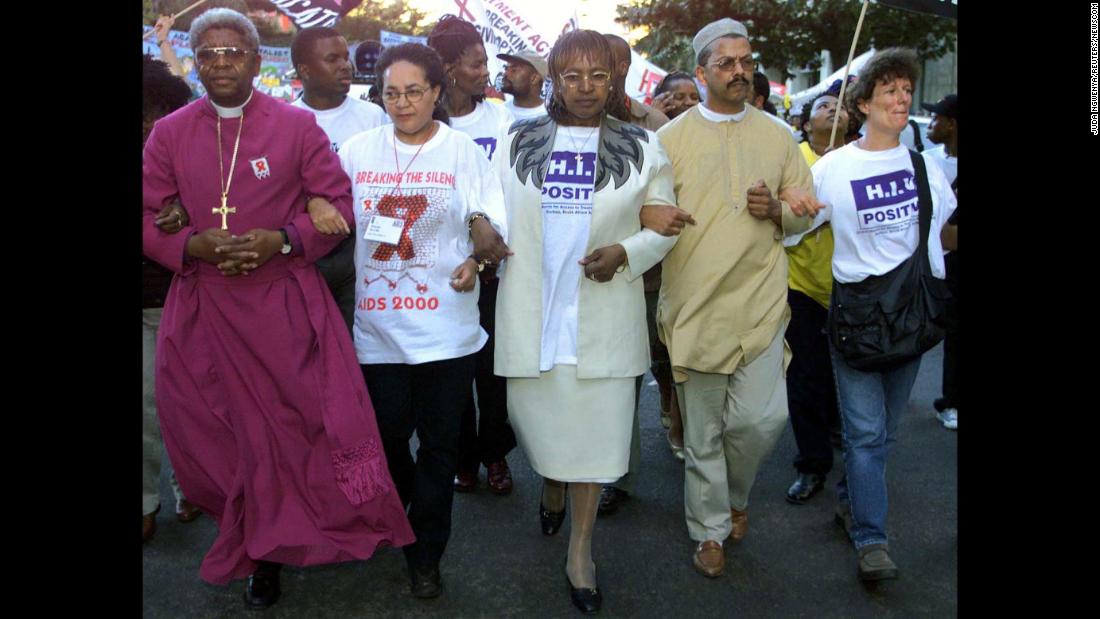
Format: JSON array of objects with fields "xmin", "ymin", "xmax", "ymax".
[
  {"xmin": 372, "ymin": 194, "xmax": 428, "ymax": 261},
  {"xmin": 453, "ymin": 0, "xmax": 476, "ymax": 22}
]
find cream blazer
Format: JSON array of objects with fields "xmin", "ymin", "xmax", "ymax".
[{"xmin": 493, "ymin": 116, "xmax": 678, "ymax": 379}]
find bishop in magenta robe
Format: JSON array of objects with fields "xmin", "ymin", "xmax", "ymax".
[{"xmin": 142, "ymin": 88, "xmax": 415, "ymax": 585}]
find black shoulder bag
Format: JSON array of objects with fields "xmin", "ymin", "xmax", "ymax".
[{"xmin": 827, "ymin": 150, "xmax": 951, "ymax": 372}]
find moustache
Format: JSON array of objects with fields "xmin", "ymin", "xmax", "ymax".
[{"xmin": 727, "ymin": 77, "xmax": 749, "ymax": 88}]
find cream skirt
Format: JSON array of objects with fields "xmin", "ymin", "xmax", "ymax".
[{"xmin": 507, "ymin": 364, "xmax": 635, "ymax": 483}]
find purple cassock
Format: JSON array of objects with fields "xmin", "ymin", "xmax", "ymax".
[{"xmin": 142, "ymin": 91, "xmax": 415, "ymax": 585}]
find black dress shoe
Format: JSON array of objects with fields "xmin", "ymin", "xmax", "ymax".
[
  {"xmin": 596, "ymin": 486, "xmax": 629, "ymax": 516},
  {"xmin": 565, "ymin": 570, "xmax": 602, "ymax": 614},
  {"xmin": 541, "ymin": 500, "xmax": 567, "ymax": 536},
  {"xmin": 453, "ymin": 466, "xmax": 478, "ymax": 492},
  {"xmin": 786, "ymin": 473, "xmax": 826, "ymax": 505},
  {"xmin": 410, "ymin": 564, "xmax": 443, "ymax": 599},
  {"xmin": 244, "ymin": 561, "xmax": 282, "ymax": 609}
]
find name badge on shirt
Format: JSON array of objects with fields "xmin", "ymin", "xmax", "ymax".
[{"xmin": 364, "ymin": 215, "xmax": 405, "ymax": 245}]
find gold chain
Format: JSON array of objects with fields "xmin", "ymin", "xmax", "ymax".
[
  {"xmin": 565, "ymin": 123, "xmax": 599, "ymax": 159},
  {"xmin": 217, "ymin": 113, "xmax": 245, "ymax": 206}
]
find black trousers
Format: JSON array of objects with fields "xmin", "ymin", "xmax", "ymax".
[
  {"xmin": 457, "ymin": 277, "xmax": 516, "ymax": 470},
  {"xmin": 361, "ymin": 354, "xmax": 475, "ymax": 569},
  {"xmin": 316, "ymin": 236, "xmax": 356, "ymax": 334},
  {"xmin": 941, "ymin": 252, "xmax": 959, "ymax": 410},
  {"xmin": 785, "ymin": 290, "xmax": 840, "ymax": 475}
]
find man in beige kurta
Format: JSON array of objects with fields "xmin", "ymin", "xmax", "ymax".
[{"xmin": 655, "ymin": 18, "xmax": 815, "ymax": 578}]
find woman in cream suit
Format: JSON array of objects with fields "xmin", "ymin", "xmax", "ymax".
[{"xmin": 492, "ymin": 30, "xmax": 678, "ymax": 614}]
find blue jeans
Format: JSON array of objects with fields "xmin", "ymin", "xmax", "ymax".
[{"xmin": 829, "ymin": 343, "xmax": 921, "ymax": 550}]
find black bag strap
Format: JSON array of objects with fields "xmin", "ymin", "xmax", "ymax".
[
  {"xmin": 908, "ymin": 119, "xmax": 924, "ymax": 152},
  {"xmin": 908, "ymin": 149, "xmax": 934, "ymax": 270}
]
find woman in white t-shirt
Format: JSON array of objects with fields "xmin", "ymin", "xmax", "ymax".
[
  {"xmin": 426, "ymin": 14, "xmax": 520, "ymax": 496},
  {"xmin": 493, "ymin": 31, "xmax": 678, "ymax": 613},
  {"xmin": 427, "ymin": 15, "xmax": 514, "ymax": 161},
  {"xmin": 338, "ymin": 43, "xmax": 510, "ymax": 600},
  {"xmin": 809, "ymin": 49, "xmax": 957, "ymax": 583}
]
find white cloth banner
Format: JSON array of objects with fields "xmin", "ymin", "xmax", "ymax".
[
  {"xmin": 430, "ymin": 0, "xmax": 578, "ymax": 93},
  {"xmin": 625, "ymin": 50, "xmax": 666, "ymax": 106},
  {"xmin": 427, "ymin": 0, "xmax": 669, "ymax": 105}
]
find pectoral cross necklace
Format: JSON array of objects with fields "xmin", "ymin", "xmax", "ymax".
[
  {"xmin": 566, "ymin": 123, "xmax": 599, "ymax": 163},
  {"xmin": 214, "ymin": 113, "xmax": 244, "ymax": 230}
]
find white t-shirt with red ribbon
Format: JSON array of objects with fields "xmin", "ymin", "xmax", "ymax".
[{"xmin": 339, "ymin": 122, "xmax": 508, "ymax": 364}]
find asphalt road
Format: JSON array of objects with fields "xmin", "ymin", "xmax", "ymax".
[{"xmin": 143, "ymin": 343, "xmax": 957, "ymax": 618}]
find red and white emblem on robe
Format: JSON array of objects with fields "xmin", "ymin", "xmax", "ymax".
[{"xmin": 250, "ymin": 157, "xmax": 271, "ymax": 179}]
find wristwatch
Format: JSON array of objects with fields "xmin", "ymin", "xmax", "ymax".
[{"xmin": 279, "ymin": 228, "xmax": 292, "ymax": 255}]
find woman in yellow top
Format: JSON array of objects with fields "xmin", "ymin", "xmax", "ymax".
[{"xmin": 781, "ymin": 87, "xmax": 846, "ymax": 506}]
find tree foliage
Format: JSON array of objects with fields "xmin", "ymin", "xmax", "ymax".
[
  {"xmin": 618, "ymin": 0, "xmax": 957, "ymax": 80},
  {"xmin": 334, "ymin": 1, "xmax": 431, "ymax": 43}
]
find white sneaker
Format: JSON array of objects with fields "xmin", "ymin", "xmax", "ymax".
[{"xmin": 936, "ymin": 408, "xmax": 958, "ymax": 430}]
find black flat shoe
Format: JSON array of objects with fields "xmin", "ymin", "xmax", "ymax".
[
  {"xmin": 540, "ymin": 500, "xmax": 566, "ymax": 536},
  {"xmin": 244, "ymin": 561, "xmax": 282, "ymax": 609},
  {"xmin": 565, "ymin": 569, "xmax": 602, "ymax": 614}
]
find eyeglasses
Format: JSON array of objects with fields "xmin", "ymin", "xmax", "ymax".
[
  {"xmin": 195, "ymin": 47, "xmax": 256, "ymax": 66},
  {"xmin": 382, "ymin": 87, "xmax": 428, "ymax": 104},
  {"xmin": 708, "ymin": 56, "xmax": 755, "ymax": 73},
  {"xmin": 560, "ymin": 71, "xmax": 612, "ymax": 90}
]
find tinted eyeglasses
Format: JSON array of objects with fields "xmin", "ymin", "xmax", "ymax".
[
  {"xmin": 382, "ymin": 87, "xmax": 428, "ymax": 104},
  {"xmin": 708, "ymin": 56, "xmax": 755, "ymax": 73},
  {"xmin": 195, "ymin": 47, "xmax": 256, "ymax": 66}
]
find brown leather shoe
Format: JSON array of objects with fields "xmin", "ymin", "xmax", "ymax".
[
  {"xmin": 728, "ymin": 507, "xmax": 748, "ymax": 543},
  {"xmin": 486, "ymin": 460, "xmax": 513, "ymax": 495},
  {"xmin": 142, "ymin": 506, "xmax": 159, "ymax": 544},
  {"xmin": 453, "ymin": 467, "xmax": 478, "ymax": 492},
  {"xmin": 176, "ymin": 499, "xmax": 202, "ymax": 523},
  {"xmin": 692, "ymin": 541, "xmax": 725, "ymax": 578}
]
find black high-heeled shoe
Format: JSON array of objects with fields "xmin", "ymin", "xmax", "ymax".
[
  {"xmin": 565, "ymin": 567, "xmax": 602, "ymax": 614},
  {"xmin": 540, "ymin": 482, "xmax": 567, "ymax": 536},
  {"xmin": 540, "ymin": 500, "xmax": 566, "ymax": 536}
]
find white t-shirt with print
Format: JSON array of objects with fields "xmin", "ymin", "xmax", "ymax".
[
  {"xmin": 339, "ymin": 122, "xmax": 508, "ymax": 364},
  {"xmin": 292, "ymin": 95, "xmax": 389, "ymax": 152},
  {"xmin": 811, "ymin": 142, "xmax": 957, "ymax": 284},
  {"xmin": 505, "ymin": 100, "xmax": 547, "ymax": 121},
  {"xmin": 448, "ymin": 99, "xmax": 514, "ymax": 161},
  {"xmin": 538, "ymin": 125, "xmax": 600, "ymax": 371}
]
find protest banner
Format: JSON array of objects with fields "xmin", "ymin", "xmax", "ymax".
[
  {"xmin": 379, "ymin": 29, "xmax": 427, "ymax": 47},
  {"xmin": 268, "ymin": 0, "xmax": 364, "ymax": 29},
  {"xmin": 426, "ymin": 0, "xmax": 668, "ymax": 104},
  {"xmin": 143, "ymin": 27, "xmax": 297, "ymax": 102}
]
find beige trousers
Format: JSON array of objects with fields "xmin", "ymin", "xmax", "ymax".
[{"xmin": 678, "ymin": 329, "xmax": 789, "ymax": 542}]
